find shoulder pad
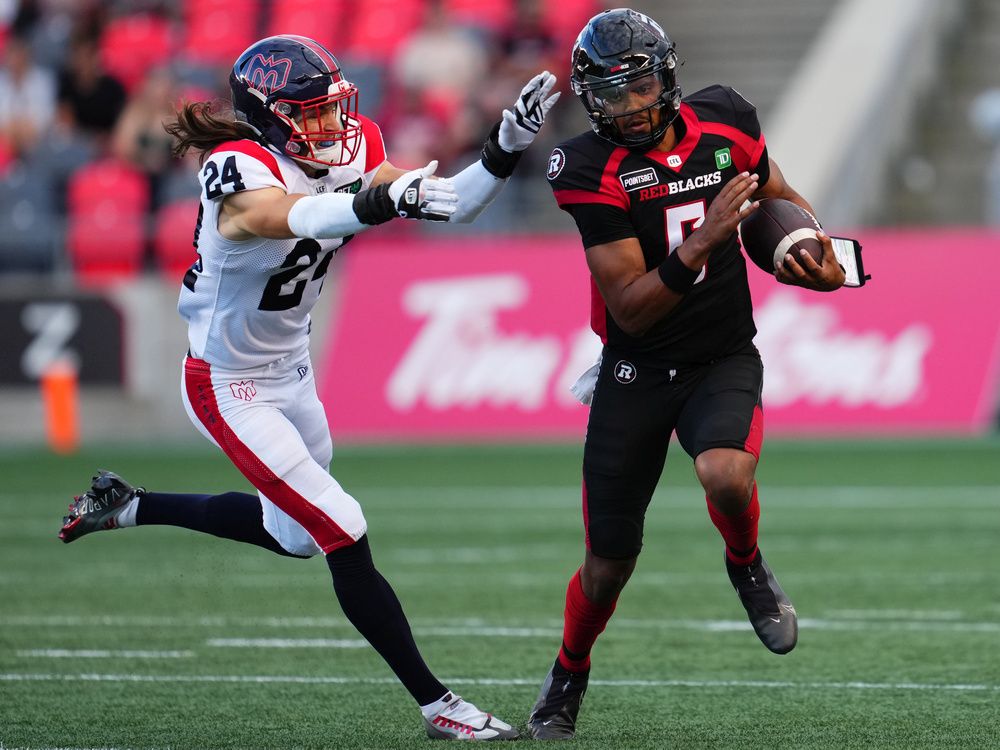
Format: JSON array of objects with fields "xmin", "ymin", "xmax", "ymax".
[
  {"xmin": 201, "ymin": 141, "xmax": 285, "ymax": 200},
  {"xmin": 547, "ymin": 133, "xmax": 629, "ymax": 211}
]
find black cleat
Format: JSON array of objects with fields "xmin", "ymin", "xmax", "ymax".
[
  {"xmin": 527, "ymin": 659, "xmax": 589, "ymax": 740},
  {"xmin": 726, "ymin": 550, "xmax": 798, "ymax": 654},
  {"xmin": 59, "ymin": 470, "xmax": 143, "ymax": 544}
]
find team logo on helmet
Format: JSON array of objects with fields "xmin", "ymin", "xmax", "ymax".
[
  {"xmin": 547, "ymin": 148, "xmax": 566, "ymax": 180},
  {"xmin": 246, "ymin": 54, "xmax": 292, "ymax": 95}
]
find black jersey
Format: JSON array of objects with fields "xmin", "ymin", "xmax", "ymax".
[{"xmin": 548, "ymin": 85, "xmax": 770, "ymax": 366}]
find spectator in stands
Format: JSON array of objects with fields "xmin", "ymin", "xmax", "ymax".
[
  {"xmin": 111, "ymin": 66, "xmax": 179, "ymax": 208},
  {"xmin": 57, "ymin": 33, "xmax": 127, "ymax": 142},
  {"xmin": 0, "ymin": 33, "xmax": 56, "ymax": 159},
  {"xmin": 970, "ymin": 88, "xmax": 1000, "ymax": 226}
]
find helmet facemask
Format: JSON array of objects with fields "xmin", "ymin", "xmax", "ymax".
[
  {"xmin": 575, "ymin": 51, "xmax": 681, "ymax": 150},
  {"xmin": 272, "ymin": 79, "xmax": 362, "ymax": 168}
]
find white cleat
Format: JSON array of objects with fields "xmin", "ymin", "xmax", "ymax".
[{"xmin": 423, "ymin": 693, "xmax": 519, "ymax": 741}]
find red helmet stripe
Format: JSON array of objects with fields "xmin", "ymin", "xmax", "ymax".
[{"xmin": 285, "ymin": 35, "xmax": 340, "ymax": 74}]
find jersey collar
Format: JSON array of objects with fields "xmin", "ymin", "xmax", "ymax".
[{"xmin": 642, "ymin": 102, "xmax": 701, "ymax": 173}]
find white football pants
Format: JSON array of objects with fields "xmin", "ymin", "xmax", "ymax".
[{"xmin": 181, "ymin": 354, "xmax": 366, "ymax": 557}]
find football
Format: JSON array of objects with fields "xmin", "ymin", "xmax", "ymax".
[{"xmin": 739, "ymin": 198, "xmax": 824, "ymax": 274}]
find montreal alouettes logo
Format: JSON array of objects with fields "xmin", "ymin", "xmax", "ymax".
[
  {"xmin": 246, "ymin": 54, "xmax": 292, "ymax": 95},
  {"xmin": 229, "ymin": 380, "xmax": 257, "ymax": 402},
  {"xmin": 547, "ymin": 148, "xmax": 566, "ymax": 180}
]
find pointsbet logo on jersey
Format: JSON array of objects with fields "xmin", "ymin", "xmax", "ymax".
[{"xmin": 638, "ymin": 171, "xmax": 722, "ymax": 201}]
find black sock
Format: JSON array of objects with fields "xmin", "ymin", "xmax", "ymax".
[
  {"xmin": 326, "ymin": 535, "xmax": 446, "ymax": 705},
  {"xmin": 137, "ymin": 491, "xmax": 305, "ymax": 558}
]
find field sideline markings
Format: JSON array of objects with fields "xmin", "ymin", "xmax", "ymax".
[
  {"xmin": 3, "ymin": 614, "xmax": 997, "ymax": 635},
  {"xmin": 1, "ymin": 672, "xmax": 997, "ymax": 693},
  {"xmin": 16, "ymin": 649, "xmax": 193, "ymax": 659}
]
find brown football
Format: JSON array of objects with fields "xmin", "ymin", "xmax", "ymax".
[{"xmin": 739, "ymin": 199, "xmax": 823, "ymax": 274}]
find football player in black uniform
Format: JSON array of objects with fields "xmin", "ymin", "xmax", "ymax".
[{"xmin": 527, "ymin": 9, "xmax": 845, "ymax": 740}]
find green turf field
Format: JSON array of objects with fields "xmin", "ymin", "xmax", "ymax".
[{"xmin": 1, "ymin": 439, "xmax": 999, "ymax": 749}]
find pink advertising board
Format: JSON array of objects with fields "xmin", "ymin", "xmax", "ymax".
[{"xmin": 319, "ymin": 231, "xmax": 1000, "ymax": 440}]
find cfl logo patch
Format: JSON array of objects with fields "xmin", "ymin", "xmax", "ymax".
[{"xmin": 614, "ymin": 360, "xmax": 636, "ymax": 384}]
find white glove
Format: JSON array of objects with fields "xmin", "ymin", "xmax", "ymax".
[
  {"xmin": 387, "ymin": 160, "xmax": 459, "ymax": 221},
  {"xmin": 497, "ymin": 71, "xmax": 561, "ymax": 153}
]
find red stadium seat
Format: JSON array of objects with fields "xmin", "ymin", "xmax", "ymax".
[
  {"xmin": 100, "ymin": 14, "xmax": 173, "ymax": 92},
  {"xmin": 153, "ymin": 199, "xmax": 201, "ymax": 280},
  {"xmin": 342, "ymin": 0, "xmax": 426, "ymax": 61},
  {"xmin": 181, "ymin": 0, "xmax": 260, "ymax": 66},
  {"xmin": 67, "ymin": 160, "xmax": 150, "ymax": 217},
  {"xmin": 267, "ymin": 0, "xmax": 346, "ymax": 49},
  {"xmin": 443, "ymin": 0, "xmax": 513, "ymax": 31},
  {"xmin": 543, "ymin": 0, "xmax": 598, "ymax": 46},
  {"xmin": 67, "ymin": 213, "xmax": 146, "ymax": 283}
]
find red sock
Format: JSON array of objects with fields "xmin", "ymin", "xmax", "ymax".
[
  {"xmin": 557, "ymin": 568, "xmax": 617, "ymax": 673},
  {"xmin": 706, "ymin": 482, "xmax": 760, "ymax": 565}
]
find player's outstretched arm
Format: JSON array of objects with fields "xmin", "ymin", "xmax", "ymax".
[{"xmin": 444, "ymin": 71, "xmax": 561, "ymax": 224}]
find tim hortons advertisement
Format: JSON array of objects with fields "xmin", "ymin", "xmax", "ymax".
[{"xmin": 318, "ymin": 231, "xmax": 1000, "ymax": 440}]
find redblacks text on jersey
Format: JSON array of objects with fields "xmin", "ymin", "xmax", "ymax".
[{"xmin": 548, "ymin": 85, "xmax": 770, "ymax": 366}]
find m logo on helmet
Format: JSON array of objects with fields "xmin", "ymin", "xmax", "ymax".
[{"xmin": 246, "ymin": 54, "xmax": 292, "ymax": 95}]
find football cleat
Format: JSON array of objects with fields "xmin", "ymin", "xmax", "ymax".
[
  {"xmin": 726, "ymin": 550, "xmax": 798, "ymax": 654},
  {"xmin": 59, "ymin": 470, "xmax": 143, "ymax": 544},
  {"xmin": 527, "ymin": 659, "xmax": 590, "ymax": 740},
  {"xmin": 424, "ymin": 693, "xmax": 519, "ymax": 741}
]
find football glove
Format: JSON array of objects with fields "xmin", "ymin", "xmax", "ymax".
[
  {"xmin": 497, "ymin": 71, "xmax": 561, "ymax": 153},
  {"xmin": 388, "ymin": 160, "xmax": 459, "ymax": 221}
]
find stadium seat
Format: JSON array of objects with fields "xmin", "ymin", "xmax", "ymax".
[
  {"xmin": 67, "ymin": 213, "xmax": 145, "ymax": 283},
  {"xmin": 181, "ymin": 0, "xmax": 260, "ymax": 67},
  {"xmin": 543, "ymin": 0, "xmax": 598, "ymax": 46},
  {"xmin": 267, "ymin": 0, "xmax": 346, "ymax": 49},
  {"xmin": 443, "ymin": 0, "xmax": 513, "ymax": 32},
  {"xmin": 152, "ymin": 199, "xmax": 201, "ymax": 281},
  {"xmin": 67, "ymin": 160, "xmax": 150, "ymax": 217},
  {"xmin": 342, "ymin": 0, "xmax": 425, "ymax": 61},
  {"xmin": 100, "ymin": 14, "xmax": 174, "ymax": 92}
]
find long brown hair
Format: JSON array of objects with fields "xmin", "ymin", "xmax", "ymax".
[{"xmin": 164, "ymin": 100, "xmax": 261, "ymax": 164}]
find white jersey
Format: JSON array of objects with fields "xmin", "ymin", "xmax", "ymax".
[{"xmin": 178, "ymin": 115, "xmax": 387, "ymax": 369}]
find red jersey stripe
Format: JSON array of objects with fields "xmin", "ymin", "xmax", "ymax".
[
  {"xmin": 183, "ymin": 357, "xmax": 354, "ymax": 553},
  {"xmin": 211, "ymin": 140, "xmax": 286, "ymax": 187},
  {"xmin": 357, "ymin": 114, "xmax": 386, "ymax": 174},
  {"xmin": 701, "ymin": 121, "xmax": 767, "ymax": 172},
  {"xmin": 554, "ymin": 188, "xmax": 626, "ymax": 209}
]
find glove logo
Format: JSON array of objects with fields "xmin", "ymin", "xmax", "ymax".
[
  {"xmin": 547, "ymin": 148, "xmax": 566, "ymax": 180},
  {"xmin": 404, "ymin": 187, "xmax": 418, "ymax": 205}
]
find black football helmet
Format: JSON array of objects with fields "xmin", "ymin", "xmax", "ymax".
[
  {"xmin": 229, "ymin": 35, "xmax": 362, "ymax": 167},
  {"xmin": 571, "ymin": 9, "xmax": 681, "ymax": 149}
]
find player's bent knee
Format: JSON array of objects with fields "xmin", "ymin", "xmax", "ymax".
[{"xmin": 587, "ymin": 519, "xmax": 644, "ymax": 561}]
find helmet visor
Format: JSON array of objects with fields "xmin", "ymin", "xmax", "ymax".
[{"xmin": 584, "ymin": 73, "xmax": 665, "ymax": 117}]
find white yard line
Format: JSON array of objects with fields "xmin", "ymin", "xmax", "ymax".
[
  {"xmin": 0, "ymin": 672, "xmax": 997, "ymax": 693},
  {"xmin": 206, "ymin": 638, "xmax": 368, "ymax": 649},
  {"xmin": 3, "ymin": 614, "xmax": 998, "ymax": 635},
  {"xmin": 16, "ymin": 649, "xmax": 193, "ymax": 659}
]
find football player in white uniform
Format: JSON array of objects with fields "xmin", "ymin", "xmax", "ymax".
[{"xmin": 59, "ymin": 34, "xmax": 559, "ymax": 742}]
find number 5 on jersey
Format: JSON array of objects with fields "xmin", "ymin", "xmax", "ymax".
[{"xmin": 665, "ymin": 201, "xmax": 707, "ymax": 284}]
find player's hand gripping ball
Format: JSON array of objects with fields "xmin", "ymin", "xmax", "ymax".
[{"xmin": 739, "ymin": 198, "xmax": 823, "ymax": 274}]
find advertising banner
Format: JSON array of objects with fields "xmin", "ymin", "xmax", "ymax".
[{"xmin": 318, "ymin": 231, "xmax": 1000, "ymax": 440}]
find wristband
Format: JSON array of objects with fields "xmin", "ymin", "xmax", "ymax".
[
  {"xmin": 352, "ymin": 183, "xmax": 396, "ymax": 225},
  {"xmin": 480, "ymin": 121, "xmax": 522, "ymax": 178},
  {"xmin": 657, "ymin": 251, "xmax": 701, "ymax": 294}
]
